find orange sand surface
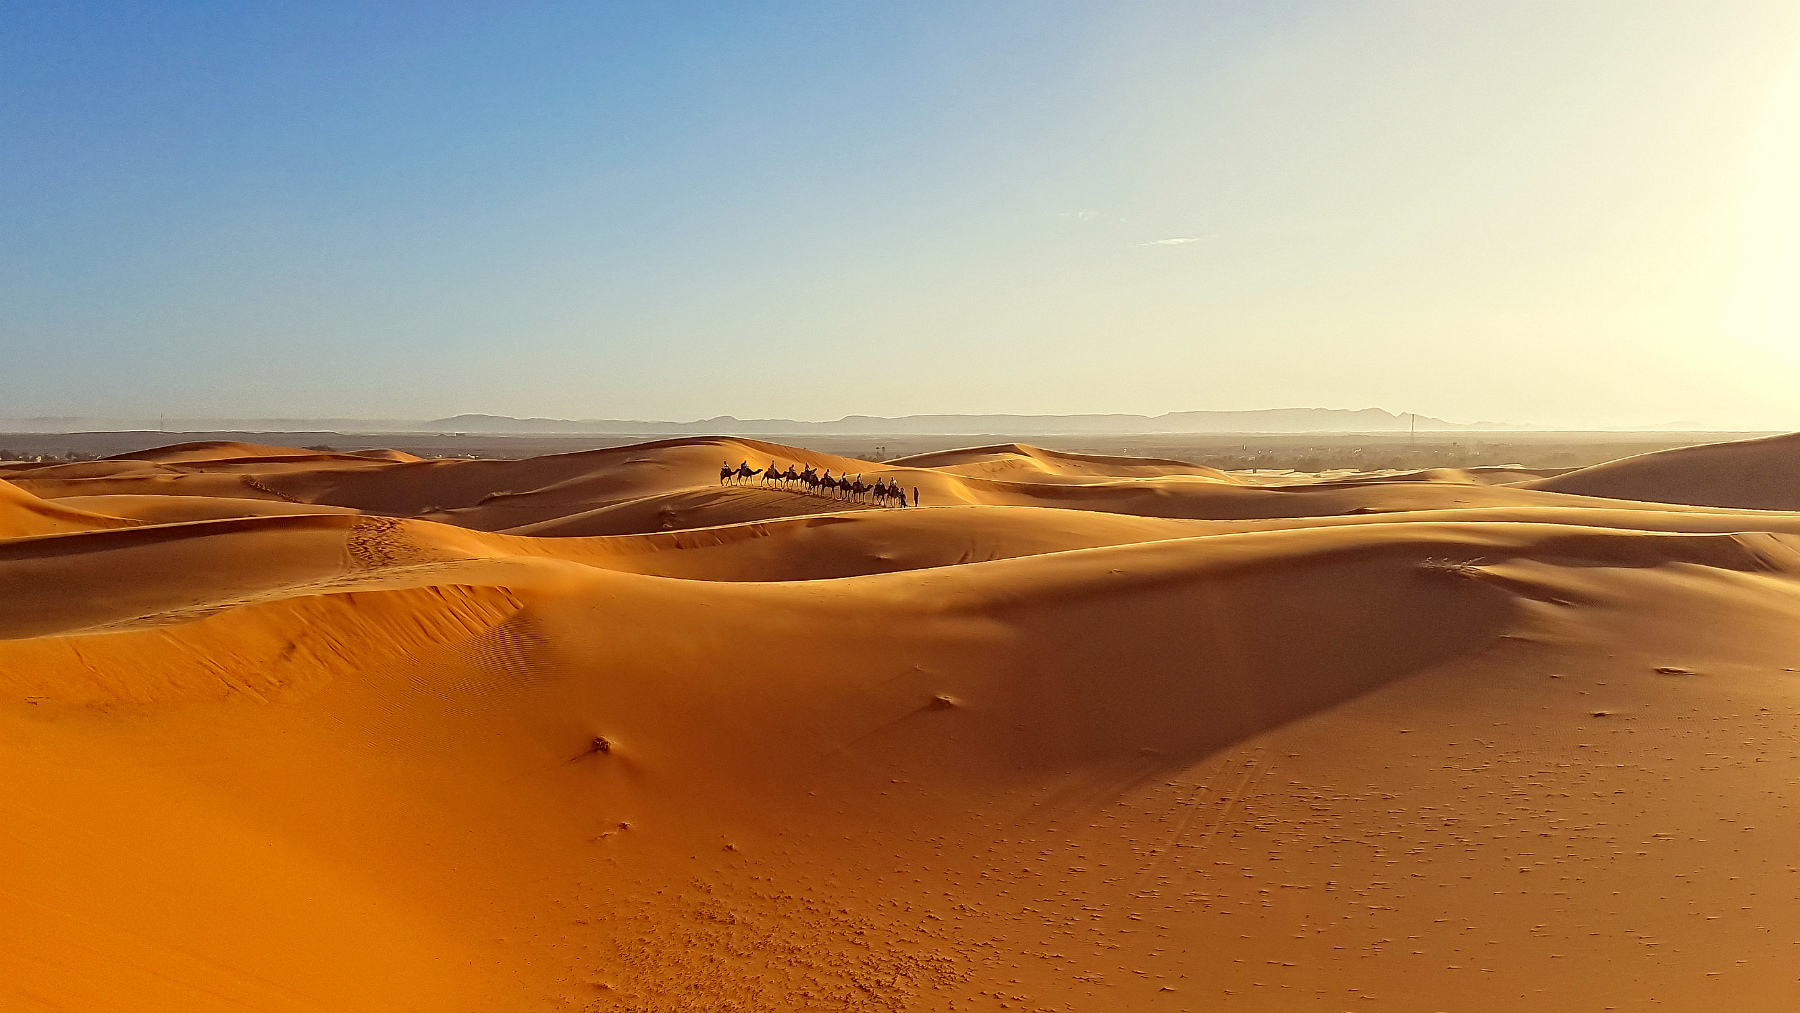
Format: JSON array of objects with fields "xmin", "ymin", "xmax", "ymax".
[{"xmin": 4, "ymin": 435, "xmax": 1799, "ymax": 1011}]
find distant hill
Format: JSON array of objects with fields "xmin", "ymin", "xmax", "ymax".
[
  {"xmin": 2, "ymin": 408, "xmax": 1530, "ymax": 435},
  {"xmin": 420, "ymin": 408, "xmax": 1500, "ymax": 435}
]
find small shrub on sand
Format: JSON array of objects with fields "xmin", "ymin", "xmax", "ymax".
[{"xmin": 1418, "ymin": 556, "xmax": 1486, "ymax": 579}]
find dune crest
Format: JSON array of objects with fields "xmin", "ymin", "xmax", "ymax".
[
  {"xmin": 1530, "ymin": 430, "xmax": 1800, "ymax": 510},
  {"xmin": 0, "ymin": 477, "xmax": 141, "ymax": 536}
]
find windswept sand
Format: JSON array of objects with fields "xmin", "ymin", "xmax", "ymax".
[{"xmin": 4, "ymin": 435, "xmax": 1799, "ymax": 1011}]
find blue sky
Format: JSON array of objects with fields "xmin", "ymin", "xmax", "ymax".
[{"xmin": 4, "ymin": 2, "xmax": 1799, "ymax": 427}]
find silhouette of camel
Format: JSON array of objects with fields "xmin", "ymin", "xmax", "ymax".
[
  {"xmin": 734, "ymin": 461, "xmax": 761, "ymax": 484},
  {"xmin": 719, "ymin": 461, "xmax": 733, "ymax": 485}
]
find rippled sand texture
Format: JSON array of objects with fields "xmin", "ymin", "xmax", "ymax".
[{"xmin": 5, "ymin": 433, "xmax": 1800, "ymax": 1011}]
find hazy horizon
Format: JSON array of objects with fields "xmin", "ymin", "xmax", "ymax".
[
  {"xmin": 0, "ymin": 404, "xmax": 1778, "ymax": 436},
  {"xmin": 6, "ymin": 2, "xmax": 1799, "ymax": 429}
]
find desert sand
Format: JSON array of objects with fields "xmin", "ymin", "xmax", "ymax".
[{"xmin": 4, "ymin": 434, "xmax": 1799, "ymax": 1011}]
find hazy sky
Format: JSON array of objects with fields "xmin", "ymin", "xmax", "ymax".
[{"xmin": 5, "ymin": 1, "xmax": 1799, "ymax": 428}]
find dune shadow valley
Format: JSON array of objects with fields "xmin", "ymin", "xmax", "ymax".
[{"xmin": 6, "ymin": 432, "xmax": 1800, "ymax": 1012}]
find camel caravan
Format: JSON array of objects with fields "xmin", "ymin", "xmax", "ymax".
[{"xmin": 719, "ymin": 459, "xmax": 919, "ymax": 507}]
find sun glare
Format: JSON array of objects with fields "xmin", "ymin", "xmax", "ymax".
[{"xmin": 1726, "ymin": 30, "xmax": 1800, "ymax": 359}]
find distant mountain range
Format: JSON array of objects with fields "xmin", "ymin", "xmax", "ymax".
[
  {"xmin": 0, "ymin": 408, "xmax": 1525, "ymax": 435},
  {"xmin": 419, "ymin": 408, "xmax": 1499, "ymax": 435},
  {"xmin": 0, "ymin": 406, "xmax": 1569, "ymax": 433}
]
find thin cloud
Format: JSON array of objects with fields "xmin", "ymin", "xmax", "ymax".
[
  {"xmin": 1141, "ymin": 235, "xmax": 1213, "ymax": 246},
  {"xmin": 1036, "ymin": 210, "xmax": 1128, "ymax": 222}
]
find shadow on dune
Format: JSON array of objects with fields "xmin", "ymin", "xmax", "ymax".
[{"xmin": 765, "ymin": 535, "xmax": 1523, "ymax": 795}]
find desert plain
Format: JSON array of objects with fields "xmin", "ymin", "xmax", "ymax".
[{"xmin": 4, "ymin": 432, "xmax": 1800, "ymax": 1011}]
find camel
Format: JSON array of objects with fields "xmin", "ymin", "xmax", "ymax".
[
  {"xmin": 719, "ymin": 462, "xmax": 733, "ymax": 485},
  {"xmin": 734, "ymin": 461, "xmax": 761, "ymax": 484}
]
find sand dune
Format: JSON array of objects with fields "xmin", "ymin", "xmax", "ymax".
[
  {"xmin": 106, "ymin": 439, "xmax": 357, "ymax": 462},
  {"xmin": 6, "ymin": 433, "xmax": 1800, "ymax": 1011},
  {"xmin": 7, "ymin": 434, "xmax": 1735, "ymax": 534},
  {"xmin": 1531, "ymin": 431, "xmax": 1800, "ymax": 510},
  {"xmin": 51, "ymin": 493, "xmax": 361, "ymax": 524},
  {"xmin": 0, "ymin": 478, "xmax": 140, "ymax": 536},
  {"xmin": 886, "ymin": 442, "xmax": 1241, "ymax": 482}
]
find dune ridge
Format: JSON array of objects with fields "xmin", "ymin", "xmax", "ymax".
[{"xmin": 1529, "ymin": 430, "xmax": 1800, "ymax": 510}]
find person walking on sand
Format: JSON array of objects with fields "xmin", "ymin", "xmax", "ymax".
[{"xmin": 912, "ymin": 486, "xmax": 919, "ymax": 507}]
